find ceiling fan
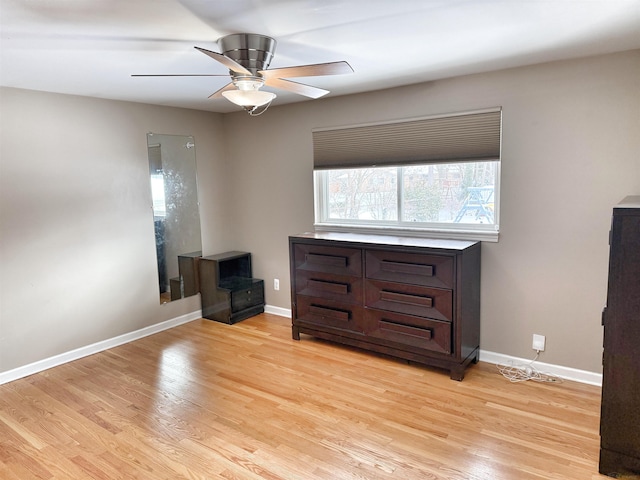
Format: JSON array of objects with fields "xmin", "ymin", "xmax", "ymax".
[{"xmin": 133, "ymin": 33, "xmax": 354, "ymax": 115}]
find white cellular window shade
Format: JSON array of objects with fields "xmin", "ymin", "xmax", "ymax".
[{"xmin": 313, "ymin": 108, "xmax": 502, "ymax": 170}]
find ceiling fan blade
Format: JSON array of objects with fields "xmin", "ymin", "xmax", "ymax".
[
  {"xmin": 132, "ymin": 74, "xmax": 229, "ymax": 77},
  {"xmin": 264, "ymin": 77, "xmax": 329, "ymax": 99},
  {"xmin": 194, "ymin": 46, "xmax": 251, "ymax": 75},
  {"xmin": 260, "ymin": 61, "xmax": 353, "ymax": 79},
  {"xmin": 208, "ymin": 82, "xmax": 235, "ymax": 100}
]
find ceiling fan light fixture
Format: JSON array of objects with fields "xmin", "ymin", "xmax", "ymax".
[
  {"xmin": 221, "ymin": 89, "xmax": 276, "ymax": 109},
  {"xmin": 222, "ymin": 75, "xmax": 275, "ymax": 112},
  {"xmin": 233, "ymin": 76, "xmax": 264, "ymax": 91}
]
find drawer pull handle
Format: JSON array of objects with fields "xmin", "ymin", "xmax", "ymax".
[
  {"xmin": 381, "ymin": 260, "xmax": 433, "ymax": 277},
  {"xmin": 306, "ymin": 253, "xmax": 348, "ymax": 268},
  {"xmin": 380, "ymin": 320, "xmax": 433, "ymax": 340},
  {"xmin": 380, "ymin": 290, "xmax": 433, "ymax": 308},
  {"xmin": 309, "ymin": 305, "xmax": 350, "ymax": 322},
  {"xmin": 308, "ymin": 279, "xmax": 349, "ymax": 295}
]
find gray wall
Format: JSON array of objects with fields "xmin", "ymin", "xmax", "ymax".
[
  {"xmin": 0, "ymin": 50, "xmax": 638, "ymax": 376},
  {"xmin": 222, "ymin": 50, "xmax": 640, "ymax": 374},
  {"xmin": 0, "ymin": 90, "xmax": 232, "ymax": 372}
]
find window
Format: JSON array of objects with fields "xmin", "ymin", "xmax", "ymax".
[
  {"xmin": 312, "ymin": 108, "xmax": 502, "ymax": 241},
  {"xmin": 315, "ymin": 161, "xmax": 499, "ymax": 240},
  {"xmin": 150, "ymin": 173, "xmax": 166, "ymax": 217}
]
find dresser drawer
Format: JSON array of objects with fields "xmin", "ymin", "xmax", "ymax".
[
  {"xmin": 295, "ymin": 295, "xmax": 364, "ymax": 333},
  {"xmin": 365, "ymin": 309, "xmax": 452, "ymax": 354},
  {"xmin": 366, "ymin": 250, "xmax": 454, "ymax": 289},
  {"xmin": 293, "ymin": 243, "xmax": 362, "ymax": 277},
  {"xmin": 365, "ymin": 279, "xmax": 453, "ymax": 322},
  {"xmin": 295, "ymin": 270, "xmax": 363, "ymax": 304}
]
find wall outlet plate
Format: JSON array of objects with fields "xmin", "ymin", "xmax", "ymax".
[
  {"xmin": 532, "ymin": 334, "xmax": 546, "ymax": 352},
  {"xmin": 274, "ymin": 278, "xmax": 280, "ymax": 291}
]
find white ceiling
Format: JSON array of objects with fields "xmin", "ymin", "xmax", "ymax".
[{"xmin": 2, "ymin": 0, "xmax": 640, "ymax": 113}]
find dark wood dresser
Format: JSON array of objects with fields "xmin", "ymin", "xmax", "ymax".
[
  {"xmin": 600, "ymin": 196, "xmax": 640, "ymax": 477},
  {"xmin": 289, "ymin": 232, "xmax": 481, "ymax": 380},
  {"xmin": 199, "ymin": 251, "xmax": 265, "ymax": 324}
]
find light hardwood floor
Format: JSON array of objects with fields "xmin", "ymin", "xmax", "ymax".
[{"xmin": 0, "ymin": 313, "xmax": 610, "ymax": 479}]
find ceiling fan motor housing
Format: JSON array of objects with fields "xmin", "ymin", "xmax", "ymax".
[{"xmin": 218, "ymin": 33, "xmax": 276, "ymax": 75}]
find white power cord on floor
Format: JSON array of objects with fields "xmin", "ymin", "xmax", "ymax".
[{"xmin": 497, "ymin": 352, "xmax": 563, "ymax": 383}]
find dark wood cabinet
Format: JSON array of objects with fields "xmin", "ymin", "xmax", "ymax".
[
  {"xmin": 289, "ymin": 232, "xmax": 481, "ymax": 380},
  {"xmin": 199, "ymin": 251, "xmax": 265, "ymax": 324},
  {"xmin": 178, "ymin": 251, "xmax": 202, "ymax": 298},
  {"xmin": 600, "ymin": 196, "xmax": 640, "ymax": 477}
]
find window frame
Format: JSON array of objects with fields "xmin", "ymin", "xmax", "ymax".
[{"xmin": 313, "ymin": 161, "xmax": 501, "ymax": 242}]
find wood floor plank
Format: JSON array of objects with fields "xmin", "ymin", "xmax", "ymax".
[{"xmin": 0, "ymin": 313, "xmax": 611, "ymax": 479}]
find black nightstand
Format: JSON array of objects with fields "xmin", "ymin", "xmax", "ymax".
[{"xmin": 199, "ymin": 251, "xmax": 264, "ymax": 324}]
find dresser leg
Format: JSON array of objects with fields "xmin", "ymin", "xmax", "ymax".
[
  {"xmin": 292, "ymin": 326, "xmax": 300, "ymax": 340},
  {"xmin": 450, "ymin": 367, "xmax": 465, "ymax": 381}
]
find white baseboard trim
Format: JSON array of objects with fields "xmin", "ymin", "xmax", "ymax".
[
  {"xmin": 0, "ymin": 306, "xmax": 602, "ymax": 388},
  {"xmin": 480, "ymin": 350, "xmax": 602, "ymax": 387},
  {"xmin": 261, "ymin": 306, "xmax": 602, "ymax": 386},
  {"xmin": 0, "ymin": 310, "xmax": 202, "ymax": 386},
  {"xmin": 264, "ymin": 304, "xmax": 291, "ymax": 318}
]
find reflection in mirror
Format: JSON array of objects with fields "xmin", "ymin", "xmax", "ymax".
[{"xmin": 147, "ymin": 133, "xmax": 203, "ymax": 304}]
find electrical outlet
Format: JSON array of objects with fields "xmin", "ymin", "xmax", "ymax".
[
  {"xmin": 532, "ymin": 334, "xmax": 546, "ymax": 352},
  {"xmin": 274, "ymin": 278, "xmax": 280, "ymax": 291}
]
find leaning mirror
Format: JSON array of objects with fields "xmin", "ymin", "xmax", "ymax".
[{"xmin": 147, "ymin": 133, "xmax": 203, "ymax": 304}]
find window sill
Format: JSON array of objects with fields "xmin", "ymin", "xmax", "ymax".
[{"xmin": 314, "ymin": 223, "xmax": 499, "ymax": 243}]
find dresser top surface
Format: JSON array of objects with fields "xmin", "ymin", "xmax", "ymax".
[
  {"xmin": 290, "ymin": 232, "xmax": 478, "ymax": 251},
  {"xmin": 201, "ymin": 251, "xmax": 249, "ymax": 262},
  {"xmin": 615, "ymin": 195, "xmax": 640, "ymax": 209}
]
